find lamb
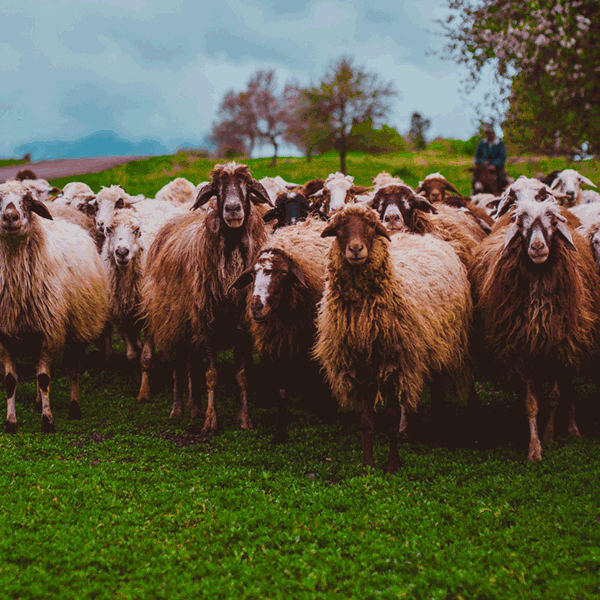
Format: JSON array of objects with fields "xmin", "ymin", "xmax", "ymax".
[
  {"xmin": 469, "ymin": 197, "xmax": 600, "ymax": 461},
  {"xmin": 539, "ymin": 169, "xmax": 598, "ymax": 206},
  {"xmin": 370, "ymin": 184, "xmax": 487, "ymax": 266},
  {"xmin": 314, "ymin": 204, "xmax": 472, "ymax": 472},
  {"xmin": 154, "ymin": 177, "xmax": 198, "ymax": 206},
  {"xmin": 0, "ymin": 180, "xmax": 109, "ymax": 433},
  {"xmin": 230, "ymin": 217, "xmax": 333, "ymax": 442},
  {"xmin": 141, "ymin": 162, "xmax": 273, "ymax": 433},
  {"xmin": 309, "ymin": 172, "xmax": 372, "ymax": 216},
  {"xmin": 93, "ymin": 185, "xmax": 143, "ymax": 236}
]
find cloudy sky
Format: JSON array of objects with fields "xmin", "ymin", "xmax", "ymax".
[{"xmin": 1, "ymin": 0, "xmax": 492, "ymax": 158}]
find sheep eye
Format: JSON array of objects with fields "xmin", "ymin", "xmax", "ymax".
[
  {"xmin": 133, "ymin": 228, "xmax": 140, "ymax": 236},
  {"xmin": 106, "ymin": 227, "xmax": 114, "ymax": 235}
]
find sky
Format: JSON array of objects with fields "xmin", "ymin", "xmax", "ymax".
[{"xmin": 1, "ymin": 0, "xmax": 492, "ymax": 159}]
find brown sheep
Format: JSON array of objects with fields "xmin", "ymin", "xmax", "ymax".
[
  {"xmin": 141, "ymin": 162, "xmax": 273, "ymax": 435},
  {"xmin": 469, "ymin": 197, "xmax": 600, "ymax": 461},
  {"xmin": 0, "ymin": 180, "xmax": 108, "ymax": 432},
  {"xmin": 314, "ymin": 204, "xmax": 472, "ymax": 473},
  {"xmin": 415, "ymin": 172, "xmax": 460, "ymax": 203},
  {"xmin": 230, "ymin": 217, "xmax": 333, "ymax": 442}
]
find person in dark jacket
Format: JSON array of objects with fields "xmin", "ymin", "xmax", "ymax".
[{"xmin": 475, "ymin": 127, "xmax": 509, "ymax": 190}]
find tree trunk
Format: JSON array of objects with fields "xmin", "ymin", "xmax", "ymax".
[
  {"xmin": 339, "ymin": 147, "xmax": 347, "ymax": 175},
  {"xmin": 270, "ymin": 139, "xmax": 278, "ymax": 167}
]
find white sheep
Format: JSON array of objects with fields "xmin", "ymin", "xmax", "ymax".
[
  {"xmin": 154, "ymin": 177, "xmax": 198, "ymax": 207},
  {"xmin": 0, "ymin": 180, "xmax": 109, "ymax": 433},
  {"xmin": 548, "ymin": 169, "xmax": 597, "ymax": 206}
]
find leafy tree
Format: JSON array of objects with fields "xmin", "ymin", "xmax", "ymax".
[
  {"xmin": 289, "ymin": 55, "xmax": 398, "ymax": 173},
  {"xmin": 437, "ymin": 0, "xmax": 600, "ymax": 155},
  {"xmin": 349, "ymin": 120, "xmax": 406, "ymax": 154},
  {"xmin": 408, "ymin": 112, "xmax": 431, "ymax": 150}
]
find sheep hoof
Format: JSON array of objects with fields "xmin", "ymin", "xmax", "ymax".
[
  {"xmin": 41, "ymin": 416, "xmax": 55, "ymax": 434},
  {"xmin": 4, "ymin": 421, "xmax": 17, "ymax": 434},
  {"xmin": 69, "ymin": 401, "xmax": 82, "ymax": 420}
]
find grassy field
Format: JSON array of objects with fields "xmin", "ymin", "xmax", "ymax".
[
  {"xmin": 1, "ymin": 151, "xmax": 599, "ymax": 599},
  {"xmin": 47, "ymin": 149, "xmax": 600, "ymax": 200}
]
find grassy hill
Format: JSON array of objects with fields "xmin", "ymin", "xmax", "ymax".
[{"xmin": 2, "ymin": 149, "xmax": 599, "ymax": 599}]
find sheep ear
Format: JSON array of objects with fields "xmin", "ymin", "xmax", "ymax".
[
  {"xmin": 262, "ymin": 208, "xmax": 279, "ymax": 223},
  {"xmin": 320, "ymin": 220, "xmax": 338, "ymax": 238},
  {"xmin": 29, "ymin": 198, "xmax": 53, "ymax": 220},
  {"xmin": 555, "ymin": 220, "xmax": 577, "ymax": 251},
  {"xmin": 191, "ymin": 185, "xmax": 217, "ymax": 210},
  {"xmin": 228, "ymin": 267, "xmax": 255, "ymax": 292},
  {"xmin": 444, "ymin": 182, "xmax": 460, "ymax": 194},
  {"xmin": 412, "ymin": 195, "xmax": 437, "ymax": 214},
  {"xmin": 289, "ymin": 263, "xmax": 307, "ymax": 288},
  {"xmin": 496, "ymin": 192, "xmax": 517, "ymax": 218},
  {"xmin": 578, "ymin": 174, "xmax": 597, "ymax": 188},
  {"xmin": 115, "ymin": 197, "xmax": 126, "ymax": 209},
  {"xmin": 503, "ymin": 223, "xmax": 520, "ymax": 253},
  {"xmin": 375, "ymin": 220, "xmax": 392, "ymax": 241},
  {"xmin": 415, "ymin": 182, "xmax": 425, "ymax": 194},
  {"xmin": 249, "ymin": 180, "xmax": 275, "ymax": 207}
]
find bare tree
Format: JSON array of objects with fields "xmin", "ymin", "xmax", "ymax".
[
  {"xmin": 210, "ymin": 69, "xmax": 292, "ymax": 166},
  {"xmin": 291, "ymin": 55, "xmax": 399, "ymax": 174}
]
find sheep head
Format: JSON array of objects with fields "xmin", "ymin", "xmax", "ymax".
[
  {"xmin": 416, "ymin": 173, "xmax": 460, "ymax": 203},
  {"xmin": 230, "ymin": 248, "xmax": 306, "ymax": 322},
  {"xmin": 370, "ymin": 184, "xmax": 437, "ymax": 233},
  {"xmin": 263, "ymin": 191, "xmax": 313, "ymax": 229},
  {"xmin": 103, "ymin": 210, "xmax": 143, "ymax": 267},
  {"xmin": 93, "ymin": 185, "xmax": 139, "ymax": 235},
  {"xmin": 496, "ymin": 176, "xmax": 565, "ymax": 218},
  {"xmin": 191, "ymin": 162, "xmax": 273, "ymax": 229},
  {"xmin": 310, "ymin": 173, "xmax": 355, "ymax": 217},
  {"xmin": 503, "ymin": 199, "xmax": 576, "ymax": 265},
  {"xmin": 550, "ymin": 169, "xmax": 597, "ymax": 206},
  {"xmin": 0, "ymin": 180, "xmax": 53, "ymax": 240},
  {"xmin": 321, "ymin": 204, "xmax": 390, "ymax": 266}
]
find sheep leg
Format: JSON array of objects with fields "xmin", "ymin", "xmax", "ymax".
[
  {"xmin": 170, "ymin": 346, "xmax": 188, "ymax": 419},
  {"xmin": 234, "ymin": 331, "xmax": 253, "ymax": 431},
  {"xmin": 398, "ymin": 405, "xmax": 409, "ymax": 439},
  {"xmin": 2, "ymin": 349, "xmax": 18, "ymax": 434},
  {"xmin": 559, "ymin": 375, "xmax": 581, "ymax": 438},
  {"xmin": 543, "ymin": 379, "xmax": 560, "ymax": 443},
  {"xmin": 65, "ymin": 343, "xmax": 84, "ymax": 420},
  {"xmin": 202, "ymin": 339, "xmax": 218, "ymax": 435},
  {"xmin": 187, "ymin": 347, "xmax": 203, "ymax": 420},
  {"xmin": 358, "ymin": 381, "xmax": 378, "ymax": 472},
  {"xmin": 524, "ymin": 378, "xmax": 542, "ymax": 461},
  {"xmin": 37, "ymin": 354, "xmax": 54, "ymax": 434},
  {"xmin": 137, "ymin": 335, "xmax": 153, "ymax": 404},
  {"xmin": 386, "ymin": 394, "xmax": 403, "ymax": 474}
]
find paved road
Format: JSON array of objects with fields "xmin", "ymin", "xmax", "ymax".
[{"xmin": 0, "ymin": 155, "xmax": 150, "ymax": 183}]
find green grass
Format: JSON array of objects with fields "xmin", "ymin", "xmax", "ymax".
[
  {"xmin": 47, "ymin": 149, "xmax": 600, "ymax": 199},
  {"xmin": 2, "ymin": 150, "xmax": 600, "ymax": 598},
  {"xmin": 0, "ymin": 158, "xmax": 29, "ymax": 168}
]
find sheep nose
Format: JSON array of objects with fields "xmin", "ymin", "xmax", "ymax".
[
  {"xmin": 225, "ymin": 201, "xmax": 242, "ymax": 214},
  {"xmin": 349, "ymin": 242, "xmax": 365, "ymax": 256},
  {"xmin": 530, "ymin": 239, "xmax": 545, "ymax": 251},
  {"xmin": 566, "ymin": 190, "xmax": 575, "ymax": 197},
  {"xmin": 115, "ymin": 246, "xmax": 130, "ymax": 259},
  {"xmin": 2, "ymin": 209, "xmax": 20, "ymax": 225}
]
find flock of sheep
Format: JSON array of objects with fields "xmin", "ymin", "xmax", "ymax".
[{"xmin": 1, "ymin": 163, "xmax": 599, "ymax": 472}]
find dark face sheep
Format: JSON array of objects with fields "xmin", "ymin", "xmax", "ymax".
[
  {"xmin": 370, "ymin": 185, "xmax": 437, "ymax": 233},
  {"xmin": 0, "ymin": 184, "xmax": 53, "ymax": 239},
  {"xmin": 416, "ymin": 174, "xmax": 460, "ymax": 203},
  {"xmin": 503, "ymin": 199, "xmax": 576, "ymax": 265},
  {"xmin": 321, "ymin": 204, "xmax": 391, "ymax": 265},
  {"xmin": 263, "ymin": 191, "xmax": 313, "ymax": 229},
  {"xmin": 192, "ymin": 162, "xmax": 273, "ymax": 227}
]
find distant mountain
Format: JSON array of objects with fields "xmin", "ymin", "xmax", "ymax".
[{"xmin": 14, "ymin": 131, "xmax": 170, "ymax": 161}]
